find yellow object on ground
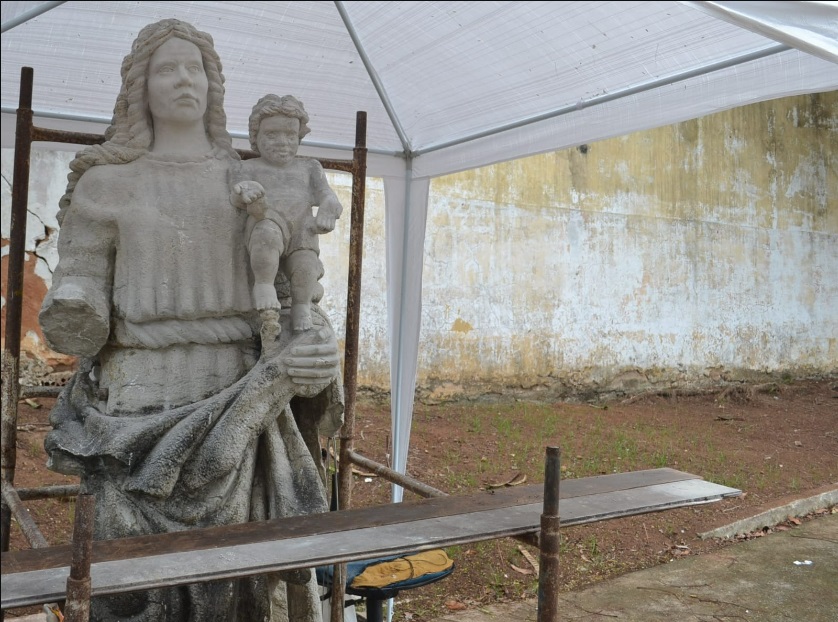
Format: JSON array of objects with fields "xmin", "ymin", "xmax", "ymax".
[{"xmin": 350, "ymin": 550, "xmax": 454, "ymax": 589}]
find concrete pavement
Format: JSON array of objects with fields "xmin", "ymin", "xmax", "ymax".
[{"xmin": 430, "ymin": 502, "xmax": 837, "ymax": 622}]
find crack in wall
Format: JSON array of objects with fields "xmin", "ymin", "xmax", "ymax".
[{"xmin": 27, "ymin": 207, "xmax": 56, "ymax": 275}]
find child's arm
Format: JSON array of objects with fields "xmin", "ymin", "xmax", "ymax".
[{"xmin": 310, "ymin": 161, "xmax": 344, "ymax": 233}]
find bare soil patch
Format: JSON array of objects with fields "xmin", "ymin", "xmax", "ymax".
[{"xmin": 5, "ymin": 377, "xmax": 837, "ymax": 621}]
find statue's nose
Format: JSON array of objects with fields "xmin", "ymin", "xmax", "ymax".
[{"xmin": 174, "ymin": 65, "xmax": 193, "ymax": 87}]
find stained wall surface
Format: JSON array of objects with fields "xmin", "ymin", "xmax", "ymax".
[{"xmin": 2, "ymin": 92, "xmax": 836, "ymax": 396}]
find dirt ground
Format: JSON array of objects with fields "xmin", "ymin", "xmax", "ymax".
[{"xmin": 4, "ymin": 376, "xmax": 837, "ymax": 621}]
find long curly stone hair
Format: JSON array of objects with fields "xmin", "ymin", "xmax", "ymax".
[{"xmin": 57, "ymin": 18, "xmax": 239, "ymax": 224}]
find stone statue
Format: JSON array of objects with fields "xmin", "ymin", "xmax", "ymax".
[
  {"xmin": 231, "ymin": 94, "xmax": 343, "ymax": 334},
  {"xmin": 38, "ymin": 18, "xmax": 343, "ymax": 622}
]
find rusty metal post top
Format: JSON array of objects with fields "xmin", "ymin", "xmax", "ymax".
[{"xmin": 543, "ymin": 446, "xmax": 561, "ymax": 516}]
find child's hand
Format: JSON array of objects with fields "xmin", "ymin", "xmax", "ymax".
[
  {"xmin": 313, "ymin": 208, "xmax": 337, "ymax": 233},
  {"xmin": 313, "ymin": 198, "xmax": 342, "ymax": 233},
  {"xmin": 233, "ymin": 181, "xmax": 266, "ymax": 206}
]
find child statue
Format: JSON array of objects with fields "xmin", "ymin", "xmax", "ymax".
[{"xmin": 231, "ymin": 94, "xmax": 344, "ymax": 336}]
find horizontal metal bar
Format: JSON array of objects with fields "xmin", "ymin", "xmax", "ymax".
[
  {"xmin": 1, "ymin": 1, "xmax": 66, "ymax": 34},
  {"xmin": 20, "ymin": 386, "xmax": 63, "ymax": 400},
  {"xmin": 414, "ymin": 43, "xmax": 791, "ymax": 157},
  {"xmin": 0, "ymin": 107, "xmax": 401, "ymax": 157},
  {"xmin": 16, "ymin": 485, "xmax": 80, "ymax": 502},
  {"xmin": 347, "ymin": 450, "xmax": 446, "ymax": 498},
  {"xmin": 1, "ymin": 481, "xmax": 48, "ymax": 549}
]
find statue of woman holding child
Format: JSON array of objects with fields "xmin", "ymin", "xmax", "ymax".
[{"xmin": 39, "ymin": 18, "xmax": 342, "ymax": 622}]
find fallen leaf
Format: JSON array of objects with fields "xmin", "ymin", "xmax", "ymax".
[
  {"xmin": 486, "ymin": 473, "xmax": 527, "ymax": 489},
  {"xmin": 24, "ymin": 398, "xmax": 41, "ymax": 409},
  {"xmin": 445, "ymin": 600, "xmax": 467, "ymax": 611},
  {"xmin": 508, "ymin": 473, "xmax": 527, "ymax": 486},
  {"xmin": 518, "ymin": 547, "xmax": 540, "ymax": 576}
]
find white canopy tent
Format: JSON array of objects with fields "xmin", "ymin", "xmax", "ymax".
[{"xmin": 3, "ymin": 1, "xmax": 837, "ymax": 498}]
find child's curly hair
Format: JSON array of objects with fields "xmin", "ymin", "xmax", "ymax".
[{"xmin": 248, "ymin": 94, "xmax": 311, "ymax": 153}]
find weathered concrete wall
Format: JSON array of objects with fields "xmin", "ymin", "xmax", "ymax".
[
  {"xmin": 3, "ymin": 92, "xmax": 836, "ymax": 397},
  {"xmin": 1, "ymin": 149, "xmax": 72, "ymax": 369},
  {"xmin": 409, "ymin": 92, "xmax": 837, "ymax": 400}
]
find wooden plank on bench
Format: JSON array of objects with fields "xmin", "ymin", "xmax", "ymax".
[{"xmin": 1, "ymin": 469, "xmax": 739, "ymax": 610}]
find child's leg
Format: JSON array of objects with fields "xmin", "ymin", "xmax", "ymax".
[
  {"xmin": 248, "ymin": 219, "xmax": 285, "ymax": 309},
  {"xmin": 284, "ymin": 250, "xmax": 323, "ymax": 331}
]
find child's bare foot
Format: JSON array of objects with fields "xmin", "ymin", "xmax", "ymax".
[
  {"xmin": 253, "ymin": 283, "xmax": 280, "ymax": 310},
  {"xmin": 291, "ymin": 303, "xmax": 313, "ymax": 332}
]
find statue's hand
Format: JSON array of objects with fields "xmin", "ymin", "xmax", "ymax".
[
  {"xmin": 233, "ymin": 181, "xmax": 266, "ymax": 207},
  {"xmin": 313, "ymin": 208, "xmax": 337, "ymax": 233},
  {"xmin": 283, "ymin": 326, "xmax": 341, "ymax": 397}
]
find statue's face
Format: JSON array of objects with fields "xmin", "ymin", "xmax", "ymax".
[
  {"xmin": 257, "ymin": 116, "xmax": 301, "ymax": 166},
  {"xmin": 147, "ymin": 37, "xmax": 209, "ymax": 125}
]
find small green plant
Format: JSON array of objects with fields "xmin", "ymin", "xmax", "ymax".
[
  {"xmin": 559, "ymin": 535, "xmax": 573, "ymax": 555},
  {"xmin": 651, "ymin": 450, "xmax": 670, "ymax": 468},
  {"xmin": 66, "ymin": 500, "xmax": 76, "ymax": 528},
  {"xmin": 467, "ymin": 413, "xmax": 484, "ymax": 434},
  {"xmin": 494, "ymin": 414, "xmax": 514, "ymax": 438},
  {"xmin": 27, "ymin": 438, "xmax": 44, "ymax": 458},
  {"xmin": 585, "ymin": 535, "xmax": 600, "ymax": 559}
]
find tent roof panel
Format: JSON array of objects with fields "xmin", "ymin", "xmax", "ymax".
[{"xmin": 2, "ymin": 1, "xmax": 836, "ymax": 175}]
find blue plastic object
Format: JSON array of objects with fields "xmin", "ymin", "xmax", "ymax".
[{"xmin": 317, "ymin": 553, "xmax": 455, "ymax": 599}]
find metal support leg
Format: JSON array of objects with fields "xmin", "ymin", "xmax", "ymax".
[
  {"xmin": 365, "ymin": 597, "xmax": 385, "ymax": 622},
  {"xmin": 64, "ymin": 494, "xmax": 95, "ymax": 622},
  {"xmin": 537, "ymin": 447, "xmax": 561, "ymax": 622}
]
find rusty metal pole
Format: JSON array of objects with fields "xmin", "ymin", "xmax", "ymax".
[
  {"xmin": 330, "ymin": 110, "xmax": 367, "ymax": 622},
  {"xmin": 347, "ymin": 450, "xmax": 446, "ymax": 498},
  {"xmin": 1, "ymin": 66, "xmax": 34, "ymax": 555},
  {"xmin": 0, "ymin": 481, "xmax": 49, "ymax": 549},
  {"xmin": 64, "ymin": 493, "xmax": 95, "ymax": 622},
  {"xmin": 537, "ymin": 447, "xmax": 561, "ymax": 622},
  {"xmin": 337, "ymin": 109, "xmax": 368, "ymax": 515}
]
